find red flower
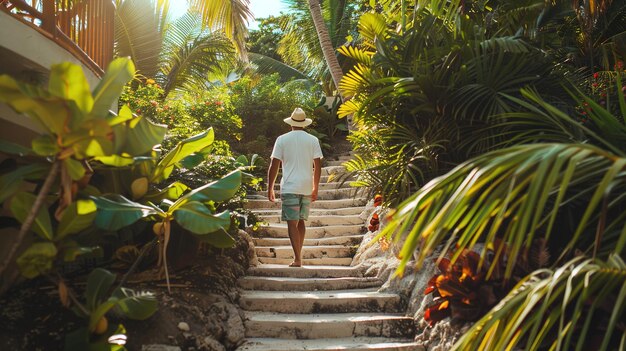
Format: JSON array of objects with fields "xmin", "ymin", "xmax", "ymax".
[
  {"xmin": 593, "ymin": 72, "xmax": 599, "ymax": 79},
  {"xmin": 215, "ymin": 101, "xmax": 223, "ymax": 106}
]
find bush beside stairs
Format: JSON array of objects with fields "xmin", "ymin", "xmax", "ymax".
[{"xmin": 236, "ymin": 156, "xmax": 421, "ymax": 350}]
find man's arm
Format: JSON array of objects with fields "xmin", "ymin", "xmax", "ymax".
[
  {"xmin": 267, "ymin": 157, "xmax": 281, "ymax": 202},
  {"xmin": 312, "ymin": 158, "xmax": 322, "ymax": 202}
]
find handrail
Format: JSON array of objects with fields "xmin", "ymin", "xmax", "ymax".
[{"xmin": 0, "ymin": 0, "xmax": 114, "ymax": 76}]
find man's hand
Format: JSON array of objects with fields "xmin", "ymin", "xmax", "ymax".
[
  {"xmin": 268, "ymin": 188, "xmax": 276, "ymax": 202},
  {"xmin": 311, "ymin": 188, "xmax": 318, "ymax": 202}
]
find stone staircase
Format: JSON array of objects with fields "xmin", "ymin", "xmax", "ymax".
[{"xmin": 236, "ymin": 156, "xmax": 420, "ymax": 350}]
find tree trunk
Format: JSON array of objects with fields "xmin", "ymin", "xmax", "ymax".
[{"xmin": 307, "ymin": 0, "xmax": 345, "ymax": 102}]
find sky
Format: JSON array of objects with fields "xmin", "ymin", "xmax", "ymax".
[{"xmin": 168, "ymin": 0, "xmax": 290, "ymax": 29}]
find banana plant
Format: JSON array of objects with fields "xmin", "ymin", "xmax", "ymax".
[
  {"xmin": 0, "ymin": 57, "xmax": 167, "ymax": 279},
  {"xmin": 95, "ymin": 128, "xmax": 217, "ymax": 204},
  {"xmin": 92, "ymin": 170, "xmax": 242, "ymax": 292},
  {"xmin": 63, "ymin": 268, "xmax": 157, "ymax": 351}
]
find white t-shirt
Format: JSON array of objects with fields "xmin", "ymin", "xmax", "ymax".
[{"xmin": 270, "ymin": 130, "xmax": 324, "ymax": 195}]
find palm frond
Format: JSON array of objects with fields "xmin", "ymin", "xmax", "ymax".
[
  {"xmin": 338, "ymin": 45, "xmax": 373, "ymax": 65},
  {"xmin": 189, "ymin": 0, "xmax": 253, "ymax": 57},
  {"xmin": 114, "ymin": 0, "xmax": 164, "ymax": 77},
  {"xmin": 248, "ymin": 53, "xmax": 309, "ymax": 81},
  {"xmin": 382, "ymin": 143, "xmax": 626, "ymax": 278},
  {"xmin": 454, "ymin": 254, "xmax": 626, "ymax": 351},
  {"xmin": 357, "ymin": 12, "xmax": 388, "ymax": 45},
  {"xmin": 161, "ymin": 13, "xmax": 235, "ymax": 95}
]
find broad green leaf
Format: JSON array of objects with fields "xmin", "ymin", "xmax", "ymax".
[
  {"xmin": 112, "ymin": 116, "xmax": 167, "ymax": 156},
  {"xmin": 172, "ymin": 201, "xmax": 231, "ymax": 234},
  {"xmin": 62, "ymin": 245, "xmax": 102, "ymax": 262},
  {"xmin": 152, "ymin": 129, "xmax": 215, "ymax": 182},
  {"xmin": 91, "ymin": 58, "xmax": 135, "ymax": 117},
  {"xmin": 16, "ymin": 242, "xmax": 57, "ymax": 278},
  {"xmin": 10, "ymin": 192, "xmax": 53, "ymax": 240},
  {"xmin": 85, "ymin": 268, "xmax": 116, "ymax": 312},
  {"xmin": 48, "ymin": 62, "xmax": 93, "ymax": 115},
  {"xmin": 0, "ymin": 139, "xmax": 32, "ymax": 156},
  {"xmin": 178, "ymin": 153, "xmax": 207, "ymax": 169},
  {"xmin": 0, "ymin": 75, "xmax": 69, "ymax": 135},
  {"xmin": 195, "ymin": 228, "xmax": 236, "ymax": 248},
  {"xmin": 178, "ymin": 170, "xmax": 241, "ymax": 206},
  {"xmin": 235, "ymin": 155, "xmax": 248, "ymax": 166},
  {"xmin": 111, "ymin": 287, "xmax": 158, "ymax": 320},
  {"xmin": 107, "ymin": 104, "xmax": 134, "ymax": 125},
  {"xmin": 94, "ymin": 154, "xmax": 135, "ymax": 167},
  {"xmin": 143, "ymin": 181, "xmax": 189, "ymax": 203},
  {"xmin": 31, "ymin": 135, "xmax": 60, "ymax": 156},
  {"xmin": 64, "ymin": 158, "xmax": 86, "ymax": 181},
  {"xmin": 92, "ymin": 194, "xmax": 158, "ymax": 231},
  {"xmin": 63, "ymin": 119, "xmax": 114, "ymax": 158},
  {"xmin": 0, "ymin": 164, "xmax": 49, "ymax": 203},
  {"xmin": 56, "ymin": 199, "xmax": 97, "ymax": 240}
]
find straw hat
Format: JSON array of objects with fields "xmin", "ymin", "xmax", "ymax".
[{"xmin": 283, "ymin": 108, "xmax": 312, "ymax": 127}]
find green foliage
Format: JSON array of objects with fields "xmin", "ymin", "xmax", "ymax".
[
  {"xmin": 0, "ymin": 58, "xmax": 166, "ymax": 280},
  {"xmin": 64, "ymin": 268, "xmax": 157, "ymax": 350},
  {"xmin": 119, "ymin": 79, "xmax": 242, "ymax": 153},
  {"xmin": 230, "ymin": 74, "xmax": 320, "ymax": 156},
  {"xmin": 454, "ymin": 255, "xmax": 626, "ymax": 351},
  {"xmin": 344, "ymin": 1, "xmax": 626, "ymax": 349}
]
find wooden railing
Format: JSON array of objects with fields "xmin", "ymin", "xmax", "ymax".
[{"xmin": 0, "ymin": 0, "xmax": 114, "ymax": 76}]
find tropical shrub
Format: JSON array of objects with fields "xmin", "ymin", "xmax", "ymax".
[
  {"xmin": 229, "ymin": 74, "xmax": 320, "ymax": 155},
  {"xmin": 344, "ymin": 1, "xmax": 626, "ymax": 349},
  {"xmin": 0, "ymin": 58, "xmax": 162, "ymax": 349},
  {"xmin": 119, "ymin": 80, "xmax": 241, "ymax": 152},
  {"xmin": 380, "ymin": 86, "xmax": 626, "ymax": 349}
]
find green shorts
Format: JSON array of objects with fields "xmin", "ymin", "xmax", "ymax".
[{"xmin": 281, "ymin": 193, "xmax": 312, "ymax": 221}]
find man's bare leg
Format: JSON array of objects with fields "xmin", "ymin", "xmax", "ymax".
[
  {"xmin": 297, "ymin": 220, "xmax": 306, "ymax": 264},
  {"xmin": 287, "ymin": 220, "xmax": 302, "ymax": 267}
]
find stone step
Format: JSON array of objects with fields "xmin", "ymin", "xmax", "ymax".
[
  {"xmin": 244, "ymin": 312, "xmax": 415, "ymax": 339},
  {"xmin": 272, "ymin": 181, "xmax": 352, "ymax": 191},
  {"xmin": 248, "ymin": 264, "xmax": 363, "ymax": 278},
  {"xmin": 240, "ymin": 289, "xmax": 402, "ymax": 314},
  {"xmin": 256, "ymin": 245, "xmax": 357, "ymax": 259},
  {"xmin": 256, "ymin": 224, "xmax": 365, "ymax": 239},
  {"xmin": 320, "ymin": 174, "xmax": 349, "ymax": 183},
  {"xmin": 237, "ymin": 337, "xmax": 424, "ymax": 351},
  {"xmin": 253, "ymin": 206, "xmax": 365, "ymax": 216},
  {"xmin": 254, "ymin": 235, "xmax": 364, "ymax": 247},
  {"xmin": 257, "ymin": 257, "xmax": 353, "ymax": 266},
  {"xmin": 321, "ymin": 165, "xmax": 347, "ymax": 176},
  {"xmin": 259, "ymin": 214, "xmax": 364, "ymax": 226},
  {"xmin": 255, "ymin": 187, "xmax": 360, "ymax": 201},
  {"xmin": 325, "ymin": 160, "xmax": 348, "ymax": 167},
  {"xmin": 238, "ymin": 276, "xmax": 382, "ymax": 291},
  {"xmin": 245, "ymin": 198, "xmax": 368, "ymax": 210}
]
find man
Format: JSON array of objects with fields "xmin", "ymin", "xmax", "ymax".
[{"xmin": 267, "ymin": 108, "xmax": 323, "ymax": 267}]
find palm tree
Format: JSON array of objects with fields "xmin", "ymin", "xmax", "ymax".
[
  {"xmin": 114, "ymin": 0, "xmax": 236, "ymax": 96},
  {"xmin": 306, "ymin": 0, "xmax": 345, "ymax": 100}
]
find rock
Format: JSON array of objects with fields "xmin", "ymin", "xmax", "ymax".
[
  {"xmin": 199, "ymin": 336, "xmax": 226, "ymax": 351},
  {"xmin": 208, "ymin": 302, "xmax": 245, "ymax": 348},
  {"xmin": 142, "ymin": 345, "xmax": 181, "ymax": 351},
  {"xmin": 177, "ymin": 322, "xmax": 190, "ymax": 332}
]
